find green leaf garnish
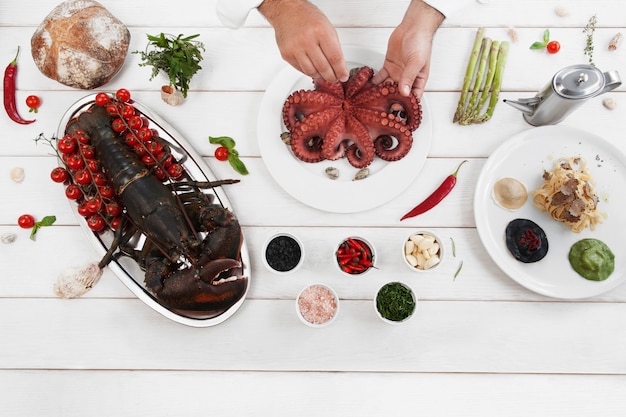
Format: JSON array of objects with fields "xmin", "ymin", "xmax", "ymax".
[
  {"xmin": 530, "ymin": 41, "xmax": 547, "ymax": 49},
  {"xmin": 209, "ymin": 136, "xmax": 237, "ymax": 149},
  {"xmin": 30, "ymin": 215, "xmax": 56, "ymax": 241},
  {"xmin": 228, "ymin": 154, "xmax": 249, "ymax": 175}
]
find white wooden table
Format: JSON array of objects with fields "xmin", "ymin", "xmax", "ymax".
[{"xmin": 2, "ymin": 1, "xmax": 626, "ymax": 415}]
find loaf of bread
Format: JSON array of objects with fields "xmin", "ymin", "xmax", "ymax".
[{"xmin": 31, "ymin": 0, "xmax": 130, "ymax": 89}]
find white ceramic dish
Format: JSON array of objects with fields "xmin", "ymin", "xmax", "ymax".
[
  {"xmin": 474, "ymin": 125, "xmax": 626, "ymax": 299},
  {"xmin": 257, "ymin": 45, "xmax": 432, "ymax": 213},
  {"xmin": 57, "ymin": 94, "xmax": 251, "ymax": 327}
]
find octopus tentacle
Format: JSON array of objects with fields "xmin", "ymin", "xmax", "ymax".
[
  {"xmin": 290, "ymin": 107, "xmax": 342, "ymax": 162},
  {"xmin": 351, "ymin": 82, "xmax": 422, "ymax": 130},
  {"xmin": 344, "ymin": 66, "xmax": 375, "ymax": 99},
  {"xmin": 314, "ymin": 78, "xmax": 345, "ymax": 97},
  {"xmin": 353, "ymin": 108, "xmax": 413, "ymax": 162},
  {"xmin": 282, "ymin": 90, "xmax": 342, "ymax": 131}
]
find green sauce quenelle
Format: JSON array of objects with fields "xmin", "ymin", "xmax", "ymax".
[{"xmin": 568, "ymin": 238, "xmax": 615, "ymax": 281}]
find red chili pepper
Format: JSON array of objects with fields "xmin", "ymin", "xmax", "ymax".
[
  {"xmin": 4, "ymin": 47, "xmax": 35, "ymax": 125},
  {"xmin": 400, "ymin": 160, "xmax": 468, "ymax": 221}
]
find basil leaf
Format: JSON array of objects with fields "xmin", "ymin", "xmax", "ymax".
[
  {"xmin": 39, "ymin": 215, "xmax": 57, "ymax": 227},
  {"xmin": 543, "ymin": 29, "xmax": 550, "ymax": 44},
  {"xmin": 529, "ymin": 41, "xmax": 547, "ymax": 49},
  {"xmin": 228, "ymin": 154, "xmax": 249, "ymax": 175},
  {"xmin": 209, "ymin": 136, "xmax": 236, "ymax": 149}
]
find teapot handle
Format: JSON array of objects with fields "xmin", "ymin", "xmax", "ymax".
[{"xmin": 602, "ymin": 70, "xmax": 622, "ymax": 93}]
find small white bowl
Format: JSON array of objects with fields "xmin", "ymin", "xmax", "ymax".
[
  {"xmin": 402, "ymin": 230, "xmax": 444, "ymax": 272},
  {"xmin": 334, "ymin": 236, "xmax": 376, "ymax": 277},
  {"xmin": 296, "ymin": 284, "xmax": 339, "ymax": 328},
  {"xmin": 262, "ymin": 233, "xmax": 304, "ymax": 274},
  {"xmin": 374, "ymin": 281, "xmax": 417, "ymax": 324}
]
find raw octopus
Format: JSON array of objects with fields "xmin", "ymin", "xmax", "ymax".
[{"xmin": 282, "ymin": 66, "xmax": 422, "ymax": 168}]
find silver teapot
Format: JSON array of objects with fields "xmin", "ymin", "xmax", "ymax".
[{"xmin": 504, "ymin": 64, "xmax": 621, "ymax": 126}]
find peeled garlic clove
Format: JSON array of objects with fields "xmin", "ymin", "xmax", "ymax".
[
  {"xmin": 405, "ymin": 254, "xmax": 418, "ymax": 267},
  {"xmin": 424, "ymin": 255, "xmax": 441, "ymax": 270},
  {"xmin": 404, "ymin": 240, "xmax": 415, "ymax": 255},
  {"xmin": 10, "ymin": 167, "xmax": 25, "ymax": 183}
]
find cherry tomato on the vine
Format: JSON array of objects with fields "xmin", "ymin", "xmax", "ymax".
[
  {"xmin": 50, "ymin": 167, "xmax": 69, "ymax": 183},
  {"xmin": 25, "ymin": 95, "xmax": 41, "ymax": 113},
  {"xmin": 105, "ymin": 201, "xmax": 122, "ymax": 217},
  {"xmin": 214, "ymin": 146, "xmax": 229, "ymax": 161},
  {"xmin": 111, "ymin": 118, "xmax": 127, "ymax": 133},
  {"xmin": 57, "ymin": 136, "xmax": 76, "ymax": 154},
  {"xmin": 18, "ymin": 214, "xmax": 35, "ymax": 229},
  {"xmin": 65, "ymin": 184, "xmax": 83, "ymax": 200},
  {"xmin": 546, "ymin": 40, "xmax": 560, "ymax": 54},
  {"xmin": 74, "ymin": 169, "xmax": 92, "ymax": 185},
  {"xmin": 87, "ymin": 215, "xmax": 106, "ymax": 232},
  {"xmin": 94, "ymin": 92, "xmax": 110, "ymax": 107},
  {"xmin": 167, "ymin": 163, "xmax": 184, "ymax": 179},
  {"xmin": 115, "ymin": 88, "xmax": 131, "ymax": 103}
]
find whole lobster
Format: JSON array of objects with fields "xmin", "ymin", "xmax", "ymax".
[{"xmin": 62, "ymin": 102, "xmax": 248, "ymax": 319}]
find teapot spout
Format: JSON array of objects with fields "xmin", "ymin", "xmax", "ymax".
[{"xmin": 503, "ymin": 98, "xmax": 538, "ymax": 115}]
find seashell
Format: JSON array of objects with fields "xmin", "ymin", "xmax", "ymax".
[
  {"xmin": 54, "ymin": 263, "xmax": 103, "ymax": 298},
  {"xmin": 10, "ymin": 167, "xmax": 25, "ymax": 183},
  {"xmin": 352, "ymin": 167, "xmax": 369, "ymax": 181},
  {"xmin": 1, "ymin": 233, "xmax": 17, "ymax": 244},
  {"xmin": 161, "ymin": 85, "xmax": 184, "ymax": 106},
  {"xmin": 325, "ymin": 166, "xmax": 339, "ymax": 180},
  {"xmin": 280, "ymin": 131, "xmax": 291, "ymax": 145}
]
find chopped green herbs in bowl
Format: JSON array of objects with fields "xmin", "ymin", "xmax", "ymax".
[{"xmin": 374, "ymin": 282, "xmax": 417, "ymax": 324}]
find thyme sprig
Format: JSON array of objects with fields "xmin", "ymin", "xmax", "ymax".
[
  {"xmin": 583, "ymin": 14, "xmax": 598, "ymax": 66},
  {"xmin": 135, "ymin": 33, "xmax": 205, "ymax": 98}
]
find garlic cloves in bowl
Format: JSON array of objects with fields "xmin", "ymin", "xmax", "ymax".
[{"xmin": 161, "ymin": 85, "xmax": 184, "ymax": 106}]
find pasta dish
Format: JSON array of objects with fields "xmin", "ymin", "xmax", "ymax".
[{"xmin": 532, "ymin": 157, "xmax": 601, "ymax": 232}]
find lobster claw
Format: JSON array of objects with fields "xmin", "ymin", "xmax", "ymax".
[{"xmin": 151, "ymin": 258, "xmax": 248, "ymax": 318}]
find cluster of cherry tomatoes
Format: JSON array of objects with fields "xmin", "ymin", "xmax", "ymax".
[{"xmin": 50, "ymin": 88, "xmax": 187, "ymax": 232}]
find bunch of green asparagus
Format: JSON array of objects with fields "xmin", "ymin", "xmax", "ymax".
[{"xmin": 453, "ymin": 28, "xmax": 510, "ymax": 125}]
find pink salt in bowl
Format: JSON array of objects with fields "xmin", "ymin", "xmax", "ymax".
[{"xmin": 295, "ymin": 284, "xmax": 339, "ymax": 328}]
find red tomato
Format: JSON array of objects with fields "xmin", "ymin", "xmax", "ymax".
[
  {"xmin": 214, "ymin": 146, "xmax": 229, "ymax": 161},
  {"xmin": 120, "ymin": 104, "xmax": 136, "ymax": 119},
  {"xmin": 105, "ymin": 201, "xmax": 122, "ymax": 217},
  {"xmin": 57, "ymin": 136, "xmax": 76, "ymax": 154},
  {"xmin": 154, "ymin": 166, "xmax": 166, "ymax": 181},
  {"xmin": 115, "ymin": 88, "xmax": 131, "ymax": 103},
  {"xmin": 65, "ymin": 184, "xmax": 83, "ymax": 200},
  {"xmin": 111, "ymin": 118, "xmax": 127, "ymax": 133},
  {"xmin": 25, "ymin": 95, "xmax": 41, "ymax": 113},
  {"xmin": 110, "ymin": 217, "xmax": 122, "ymax": 231},
  {"xmin": 167, "ymin": 163, "xmax": 184, "ymax": 179},
  {"xmin": 77, "ymin": 202, "xmax": 91, "ymax": 217},
  {"xmin": 18, "ymin": 214, "xmax": 35, "ymax": 229},
  {"xmin": 87, "ymin": 215, "xmax": 106, "ymax": 232},
  {"xmin": 546, "ymin": 40, "xmax": 560, "ymax": 54},
  {"xmin": 74, "ymin": 130, "xmax": 91, "ymax": 144},
  {"xmin": 105, "ymin": 103, "xmax": 119, "ymax": 117},
  {"xmin": 74, "ymin": 169, "xmax": 92, "ymax": 185},
  {"xmin": 98, "ymin": 185, "xmax": 115, "ymax": 199},
  {"xmin": 136, "ymin": 126, "xmax": 153, "ymax": 142},
  {"xmin": 50, "ymin": 167, "xmax": 69, "ymax": 183},
  {"xmin": 65, "ymin": 153, "xmax": 84, "ymax": 170},
  {"xmin": 92, "ymin": 172, "xmax": 108, "ymax": 186},
  {"xmin": 86, "ymin": 159, "xmax": 99, "ymax": 173},
  {"xmin": 124, "ymin": 132, "xmax": 138, "ymax": 146},
  {"xmin": 127, "ymin": 115, "xmax": 143, "ymax": 130},
  {"xmin": 80, "ymin": 144, "xmax": 95, "ymax": 160},
  {"xmin": 86, "ymin": 197, "xmax": 102, "ymax": 214},
  {"xmin": 141, "ymin": 154, "xmax": 156, "ymax": 167},
  {"xmin": 94, "ymin": 92, "xmax": 110, "ymax": 107}
]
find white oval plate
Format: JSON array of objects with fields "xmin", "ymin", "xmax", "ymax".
[
  {"xmin": 257, "ymin": 45, "xmax": 432, "ymax": 213},
  {"xmin": 474, "ymin": 125, "xmax": 626, "ymax": 299},
  {"xmin": 57, "ymin": 94, "xmax": 250, "ymax": 327}
]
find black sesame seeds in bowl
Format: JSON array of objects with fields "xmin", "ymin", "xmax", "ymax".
[{"xmin": 263, "ymin": 233, "xmax": 304, "ymax": 274}]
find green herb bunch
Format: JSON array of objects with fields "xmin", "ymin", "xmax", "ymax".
[{"xmin": 135, "ymin": 33, "xmax": 205, "ymax": 98}]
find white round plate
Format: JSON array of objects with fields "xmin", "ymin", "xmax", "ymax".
[
  {"xmin": 474, "ymin": 125, "xmax": 626, "ymax": 299},
  {"xmin": 257, "ymin": 45, "xmax": 432, "ymax": 213}
]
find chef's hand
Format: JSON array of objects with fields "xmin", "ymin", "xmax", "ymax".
[
  {"xmin": 258, "ymin": 0, "xmax": 349, "ymax": 83},
  {"xmin": 371, "ymin": 0, "xmax": 445, "ymax": 99}
]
